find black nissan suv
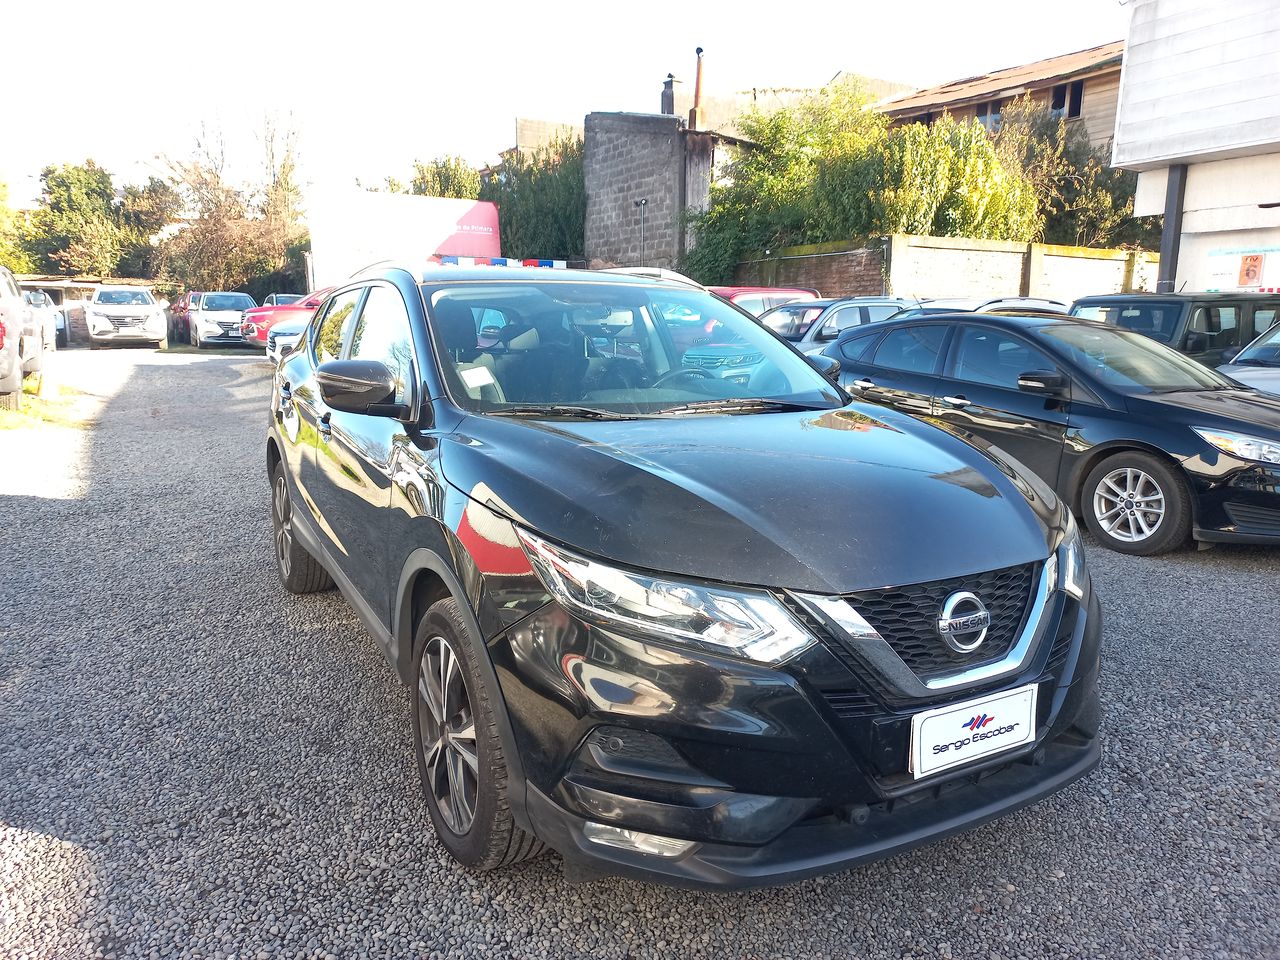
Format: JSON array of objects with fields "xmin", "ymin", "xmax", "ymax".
[{"xmin": 265, "ymin": 265, "xmax": 1101, "ymax": 888}]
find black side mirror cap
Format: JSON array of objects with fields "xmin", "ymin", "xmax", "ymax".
[
  {"xmin": 316, "ymin": 359, "xmax": 402, "ymax": 416},
  {"xmin": 1221, "ymin": 345, "xmax": 1243, "ymax": 363},
  {"xmin": 808, "ymin": 353, "xmax": 842, "ymax": 382},
  {"xmin": 1184, "ymin": 333, "xmax": 1209, "ymax": 353},
  {"xmin": 1017, "ymin": 369, "xmax": 1068, "ymax": 396}
]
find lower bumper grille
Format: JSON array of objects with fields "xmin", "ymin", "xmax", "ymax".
[{"xmin": 1225, "ymin": 501, "xmax": 1280, "ymax": 534}]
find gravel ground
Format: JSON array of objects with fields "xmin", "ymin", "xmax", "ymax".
[{"xmin": 1, "ymin": 348, "xmax": 1277, "ymax": 960}]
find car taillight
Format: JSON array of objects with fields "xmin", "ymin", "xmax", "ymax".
[{"xmin": 0, "ymin": 318, "xmax": 6, "ymax": 350}]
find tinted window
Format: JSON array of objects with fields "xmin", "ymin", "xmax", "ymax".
[
  {"xmin": 872, "ymin": 325, "xmax": 947, "ymax": 374},
  {"xmin": 348, "ymin": 286, "xmax": 415, "ymax": 405},
  {"xmin": 865, "ymin": 304, "xmax": 901, "ymax": 323},
  {"xmin": 733, "ymin": 295, "xmax": 765, "ymax": 316},
  {"xmin": 201, "ymin": 293, "xmax": 255, "ymax": 311},
  {"xmin": 839, "ymin": 334, "xmax": 880, "ymax": 363},
  {"xmin": 952, "ymin": 327, "xmax": 1054, "ymax": 389},
  {"xmin": 1040, "ymin": 325, "xmax": 1231, "ymax": 393},
  {"xmin": 313, "ymin": 289, "xmax": 362, "ymax": 366},
  {"xmin": 1072, "ymin": 301, "xmax": 1183, "ymax": 343},
  {"xmin": 760, "ymin": 303, "xmax": 826, "ymax": 341}
]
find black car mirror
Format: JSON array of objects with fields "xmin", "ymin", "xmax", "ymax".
[
  {"xmin": 1221, "ymin": 345, "xmax": 1243, "ymax": 363},
  {"xmin": 808, "ymin": 353, "xmax": 841, "ymax": 382},
  {"xmin": 1184, "ymin": 332, "xmax": 1208, "ymax": 353},
  {"xmin": 1017, "ymin": 369, "xmax": 1068, "ymax": 396},
  {"xmin": 316, "ymin": 359, "xmax": 402, "ymax": 417}
]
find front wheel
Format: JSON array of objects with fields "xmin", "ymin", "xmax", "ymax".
[
  {"xmin": 1082, "ymin": 453, "xmax": 1191, "ymax": 555},
  {"xmin": 410, "ymin": 598, "xmax": 546, "ymax": 871}
]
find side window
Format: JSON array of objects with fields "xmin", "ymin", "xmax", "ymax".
[
  {"xmin": 871, "ymin": 325, "xmax": 947, "ymax": 374},
  {"xmin": 1188, "ymin": 305, "xmax": 1239, "ymax": 347},
  {"xmin": 313, "ymin": 288, "xmax": 362, "ymax": 366},
  {"xmin": 817, "ymin": 306, "xmax": 862, "ymax": 341},
  {"xmin": 1250, "ymin": 305, "xmax": 1278, "ymax": 339},
  {"xmin": 865, "ymin": 304, "xmax": 901, "ymax": 324},
  {"xmin": 348, "ymin": 285, "xmax": 415, "ymax": 405},
  {"xmin": 734, "ymin": 295, "xmax": 765, "ymax": 316},
  {"xmin": 951, "ymin": 327, "xmax": 1055, "ymax": 389},
  {"xmin": 839, "ymin": 333, "xmax": 880, "ymax": 363}
]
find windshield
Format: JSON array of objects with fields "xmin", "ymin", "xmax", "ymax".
[
  {"xmin": 760, "ymin": 303, "xmax": 828, "ymax": 341},
  {"xmin": 202, "ymin": 293, "xmax": 256, "ymax": 311},
  {"xmin": 1234, "ymin": 324, "xmax": 1280, "ymax": 367},
  {"xmin": 94, "ymin": 289, "xmax": 155, "ymax": 306},
  {"xmin": 1039, "ymin": 324, "xmax": 1234, "ymax": 393},
  {"xmin": 424, "ymin": 281, "xmax": 843, "ymax": 417},
  {"xmin": 1071, "ymin": 301, "xmax": 1183, "ymax": 344},
  {"xmin": 273, "ymin": 294, "xmax": 303, "ymax": 305}
]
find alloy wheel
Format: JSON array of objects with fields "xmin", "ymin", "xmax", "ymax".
[
  {"xmin": 1093, "ymin": 467, "xmax": 1166, "ymax": 543},
  {"xmin": 417, "ymin": 635, "xmax": 479, "ymax": 835},
  {"xmin": 273, "ymin": 473, "xmax": 293, "ymax": 578}
]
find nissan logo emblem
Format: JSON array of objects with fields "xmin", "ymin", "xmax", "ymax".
[{"xmin": 936, "ymin": 591, "xmax": 991, "ymax": 653}]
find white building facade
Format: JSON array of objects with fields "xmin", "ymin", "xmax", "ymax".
[{"xmin": 1114, "ymin": 0, "xmax": 1280, "ymax": 291}]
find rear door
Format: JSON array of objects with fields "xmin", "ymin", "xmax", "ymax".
[
  {"xmin": 931, "ymin": 324, "xmax": 1068, "ymax": 484},
  {"xmin": 1183, "ymin": 302, "xmax": 1242, "ymax": 364},
  {"xmin": 848, "ymin": 323, "xmax": 949, "ymax": 418}
]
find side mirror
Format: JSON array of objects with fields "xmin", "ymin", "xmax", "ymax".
[
  {"xmin": 1184, "ymin": 332, "xmax": 1208, "ymax": 353},
  {"xmin": 1221, "ymin": 345, "xmax": 1243, "ymax": 363},
  {"xmin": 316, "ymin": 359, "xmax": 402, "ymax": 416},
  {"xmin": 814, "ymin": 327, "xmax": 838, "ymax": 342},
  {"xmin": 808, "ymin": 353, "xmax": 842, "ymax": 382},
  {"xmin": 1017, "ymin": 369, "xmax": 1069, "ymax": 396}
]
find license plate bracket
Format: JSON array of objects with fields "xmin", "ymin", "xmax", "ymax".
[{"xmin": 909, "ymin": 683, "xmax": 1038, "ymax": 779}]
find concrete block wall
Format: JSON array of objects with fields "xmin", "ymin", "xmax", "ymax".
[{"xmin": 584, "ymin": 113, "xmax": 685, "ymax": 268}]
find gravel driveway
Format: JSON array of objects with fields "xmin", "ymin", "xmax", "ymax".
[{"xmin": 2, "ymin": 349, "xmax": 1277, "ymax": 960}]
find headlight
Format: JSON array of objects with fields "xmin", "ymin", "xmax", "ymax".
[
  {"xmin": 1192, "ymin": 427, "xmax": 1280, "ymax": 465},
  {"xmin": 1056, "ymin": 512, "xmax": 1087, "ymax": 601},
  {"xmin": 516, "ymin": 528, "xmax": 815, "ymax": 664}
]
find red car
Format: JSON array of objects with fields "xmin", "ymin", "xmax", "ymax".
[
  {"xmin": 239, "ymin": 288, "xmax": 333, "ymax": 349},
  {"xmin": 708, "ymin": 286, "xmax": 820, "ymax": 317}
]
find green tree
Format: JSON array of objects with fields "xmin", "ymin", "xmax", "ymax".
[
  {"xmin": 0, "ymin": 181, "xmax": 36, "ymax": 273},
  {"xmin": 410, "ymin": 156, "xmax": 481, "ymax": 200},
  {"xmin": 117, "ymin": 177, "xmax": 182, "ymax": 276},
  {"xmin": 24, "ymin": 161, "xmax": 125, "ymax": 274},
  {"xmin": 479, "ymin": 136, "xmax": 585, "ymax": 260}
]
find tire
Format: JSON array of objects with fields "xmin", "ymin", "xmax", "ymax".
[
  {"xmin": 192, "ymin": 325, "xmax": 202, "ymax": 349},
  {"xmin": 270, "ymin": 462, "xmax": 332, "ymax": 593},
  {"xmin": 410, "ymin": 598, "xmax": 546, "ymax": 871},
  {"xmin": 156, "ymin": 336, "xmax": 168, "ymax": 351},
  {"xmin": 1082, "ymin": 452, "xmax": 1191, "ymax": 556}
]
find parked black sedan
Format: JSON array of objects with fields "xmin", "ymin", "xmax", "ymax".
[{"xmin": 823, "ymin": 313, "xmax": 1280, "ymax": 555}]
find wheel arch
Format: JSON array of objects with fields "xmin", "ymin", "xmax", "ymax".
[
  {"xmin": 266, "ymin": 436, "xmax": 283, "ymax": 478},
  {"xmin": 1068, "ymin": 441, "xmax": 1196, "ymax": 522},
  {"xmin": 394, "ymin": 548, "xmax": 531, "ymax": 830}
]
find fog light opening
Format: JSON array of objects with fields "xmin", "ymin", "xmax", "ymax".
[{"xmin": 582, "ymin": 822, "xmax": 696, "ymax": 858}]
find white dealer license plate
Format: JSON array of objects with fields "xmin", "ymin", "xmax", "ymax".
[{"xmin": 909, "ymin": 683, "xmax": 1038, "ymax": 779}]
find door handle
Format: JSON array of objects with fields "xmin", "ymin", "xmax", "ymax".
[
  {"xmin": 941, "ymin": 395, "xmax": 971, "ymax": 408},
  {"xmin": 852, "ymin": 378, "xmax": 876, "ymax": 391},
  {"xmin": 319, "ymin": 412, "xmax": 332, "ymax": 441}
]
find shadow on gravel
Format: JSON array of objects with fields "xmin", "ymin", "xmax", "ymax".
[{"xmin": 2, "ymin": 350, "xmax": 1278, "ymax": 959}]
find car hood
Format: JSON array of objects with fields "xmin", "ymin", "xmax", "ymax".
[
  {"xmin": 1128, "ymin": 386, "xmax": 1280, "ymax": 436},
  {"xmin": 1218, "ymin": 364, "xmax": 1280, "ymax": 397},
  {"xmin": 91, "ymin": 304, "xmax": 158, "ymax": 316},
  {"xmin": 439, "ymin": 405, "xmax": 1058, "ymax": 594}
]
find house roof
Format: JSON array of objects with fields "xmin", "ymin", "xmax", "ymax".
[{"xmin": 879, "ymin": 40, "xmax": 1124, "ymax": 117}]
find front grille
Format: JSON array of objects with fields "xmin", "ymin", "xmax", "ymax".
[
  {"xmin": 1225, "ymin": 501, "xmax": 1280, "ymax": 534},
  {"xmin": 109, "ymin": 317, "xmax": 144, "ymax": 329},
  {"xmin": 843, "ymin": 562, "xmax": 1038, "ymax": 678}
]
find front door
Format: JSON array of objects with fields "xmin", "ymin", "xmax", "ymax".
[
  {"xmin": 306, "ymin": 283, "xmax": 419, "ymax": 626},
  {"xmin": 931, "ymin": 324, "xmax": 1068, "ymax": 485}
]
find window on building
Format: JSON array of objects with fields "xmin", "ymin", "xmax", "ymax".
[
  {"xmin": 975, "ymin": 99, "xmax": 1003, "ymax": 131},
  {"xmin": 1052, "ymin": 80, "xmax": 1085, "ymax": 120}
]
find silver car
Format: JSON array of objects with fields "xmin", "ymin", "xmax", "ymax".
[
  {"xmin": 1218, "ymin": 321, "xmax": 1280, "ymax": 395},
  {"xmin": 758, "ymin": 297, "xmax": 916, "ymax": 355}
]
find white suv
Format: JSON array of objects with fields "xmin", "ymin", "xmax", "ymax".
[
  {"xmin": 86, "ymin": 286, "xmax": 167, "ymax": 349},
  {"xmin": 0, "ymin": 266, "xmax": 41, "ymax": 410}
]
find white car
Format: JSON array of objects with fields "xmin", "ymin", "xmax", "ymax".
[
  {"xmin": 265, "ymin": 316, "xmax": 309, "ymax": 363},
  {"xmin": 1218, "ymin": 322, "xmax": 1280, "ymax": 395},
  {"xmin": 86, "ymin": 287, "xmax": 168, "ymax": 349},
  {"xmin": 190, "ymin": 292, "xmax": 257, "ymax": 349}
]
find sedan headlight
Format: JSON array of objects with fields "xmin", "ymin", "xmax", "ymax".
[
  {"xmin": 1192, "ymin": 427, "xmax": 1280, "ymax": 465},
  {"xmin": 516, "ymin": 528, "xmax": 815, "ymax": 664},
  {"xmin": 1056, "ymin": 512, "xmax": 1087, "ymax": 601}
]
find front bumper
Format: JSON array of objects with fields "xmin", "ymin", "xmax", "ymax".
[
  {"xmin": 89, "ymin": 328, "xmax": 165, "ymax": 344},
  {"xmin": 487, "ymin": 570, "xmax": 1102, "ymax": 888},
  {"xmin": 1184, "ymin": 455, "xmax": 1280, "ymax": 543}
]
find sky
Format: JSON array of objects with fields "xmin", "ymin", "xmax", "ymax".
[{"xmin": 3, "ymin": 0, "xmax": 1132, "ymax": 206}]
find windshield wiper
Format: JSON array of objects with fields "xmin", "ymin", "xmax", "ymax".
[
  {"xmin": 653, "ymin": 397, "xmax": 829, "ymax": 416},
  {"xmin": 492, "ymin": 405, "xmax": 639, "ymax": 421},
  {"xmin": 1230, "ymin": 357, "xmax": 1278, "ymax": 367}
]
